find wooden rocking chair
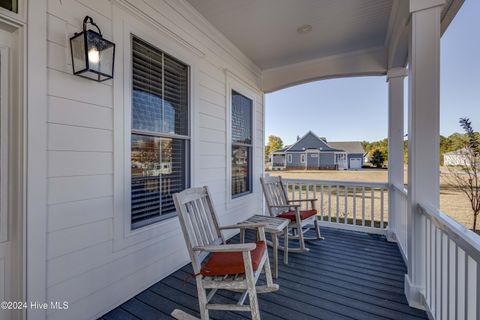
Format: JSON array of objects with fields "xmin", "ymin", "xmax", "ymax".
[
  {"xmin": 172, "ymin": 186, "xmax": 278, "ymax": 320},
  {"xmin": 260, "ymin": 176, "xmax": 324, "ymax": 253}
]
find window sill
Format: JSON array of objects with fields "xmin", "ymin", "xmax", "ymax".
[
  {"xmin": 232, "ymin": 190, "xmax": 252, "ymax": 200},
  {"xmin": 131, "ymin": 212, "xmax": 176, "ymax": 230},
  {"xmin": 114, "ymin": 214, "xmax": 180, "ymax": 252}
]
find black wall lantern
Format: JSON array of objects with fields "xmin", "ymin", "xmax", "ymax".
[{"xmin": 70, "ymin": 16, "xmax": 115, "ymax": 82}]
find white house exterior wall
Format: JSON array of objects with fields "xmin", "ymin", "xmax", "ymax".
[{"xmin": 38, "ymin": 1, "xmax": 264, "ymax": 319}]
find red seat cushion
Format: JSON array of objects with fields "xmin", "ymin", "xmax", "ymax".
[
  {"xmin": 278, "ymin": 209, "xmax": 317, "ymax": 221},
  {"xmin": 200, "ymin": 241, "xmax": 266, "ymax": 276}
]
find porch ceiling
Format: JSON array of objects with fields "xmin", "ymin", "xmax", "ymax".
[
  {"xmin": 186, "ymin": 0, "xmax": 463, "ymax": 92},
  {"xmin": 187, "ymin": 0, "xmax": 393, "ymax": 70}
]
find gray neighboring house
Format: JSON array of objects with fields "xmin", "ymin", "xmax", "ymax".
[{"xmin": 271, "ymin": 131, "xmax": 365, "ymax": 170}]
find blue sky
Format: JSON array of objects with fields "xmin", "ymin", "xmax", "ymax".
[{"xmin": 265, "ymin": 1, "xmax": 480, "ymax": 146}]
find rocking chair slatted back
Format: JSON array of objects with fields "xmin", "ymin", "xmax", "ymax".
[
  {"xmin": 173, "ymin": 187, "xmax": 224, "ymax": 273},
  {"xmin": 260, "ymin": 176, "xmax": 289, "ymax": 216}
]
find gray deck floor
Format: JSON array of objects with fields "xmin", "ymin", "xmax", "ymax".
[{"xmin": 100, "ymin": 227, "xmax": 427, "ymax": 320}]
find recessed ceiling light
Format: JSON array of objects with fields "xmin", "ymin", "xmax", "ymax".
[{"xmin": 297, "ymin": 24, "xmax": 312, "ymax": 34}]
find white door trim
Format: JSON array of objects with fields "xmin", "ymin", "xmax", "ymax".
[
  {"xmin": 26, "ymin": 0, "xmax": 48, "ymax": 318},
  {"xmin": 0, "ymin": 45, "xmax": 8, "ymax": 244}
]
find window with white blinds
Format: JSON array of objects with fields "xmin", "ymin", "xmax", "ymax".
[
  {"xmin": 131, "ymin": 36, "xmax": 190, "ymax": 229},
  {"xmin": 231, "ymin": 90, "xmax": 252, "ymax": 197}
]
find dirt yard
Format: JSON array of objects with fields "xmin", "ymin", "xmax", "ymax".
[{"xmin": 269, "ymin": 167, "xmax": 475, "ymax": 230}]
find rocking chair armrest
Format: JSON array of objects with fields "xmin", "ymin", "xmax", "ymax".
[
  {"xmin": 268, "ymin": 204, "xmax": 300, "ymax": 209},
  {"xmin": 193, "ymin": 243, "xmax": 256, "ymax": 252},
  {"xmin": 219, "ymin": 223, "xmax": 266, "ymax": 230},
  {"xmin": 287, "ymin": 198, "xmax": 318, "ymax": 202}
]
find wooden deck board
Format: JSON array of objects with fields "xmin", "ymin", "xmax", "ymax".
[{"xmin": 99, "ymin": 227, "xmax": 427, "ymax": 320}]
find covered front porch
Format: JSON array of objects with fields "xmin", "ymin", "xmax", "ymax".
[
  {"xmin": 104, "ymin": 0, "xmax": 478, "ymax": 318},
  {"xmin": 102, "ymin": 228, "xmax": 427, "ymax": 320}
]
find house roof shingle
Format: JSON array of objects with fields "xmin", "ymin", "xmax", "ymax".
[
  {"xmin": 270, "ymin": 132, "xmax": 365, "ymax": 154},
  {"xmin": 328, "ymin": 141, "xmax": 365, "ymax": 154}
]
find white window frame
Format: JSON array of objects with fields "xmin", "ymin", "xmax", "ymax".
[
  {"xmin": 300, "ymin": 153, "xmax": 306, "ymax": 163},
  {"xmin": 112, "ymin": 10, "xmax": 200, "ymax": 251},
  {"xmin": 226, "ymin": 70, "xmax": 257, "ymax": 205},
  {"xmin": 129, "ymin": 36, "xmax": 191, "ymax": 230},
  {"xmin": 287, "ymin": 154, "xmax": 292, "ymax": 163},
  {"xmin": 0, "ymin": 0, "xmax": 25, "ymax": 24},
  {"xmin": 0, "ymin": 46, "xmax": 8, "ymax": 242}
]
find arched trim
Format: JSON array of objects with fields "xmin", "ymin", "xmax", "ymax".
[{"xmin": 261, "ymin": 46, "xmax": 387, "ymax": 93}]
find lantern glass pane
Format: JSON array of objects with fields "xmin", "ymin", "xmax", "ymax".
[
  {"xmin": 77, "ymin": 70, "xmax": 106, "ymax": 81},
  {"xmin": 70, "ymin": 33, "xmax": 87, "ymax": 74},
  {"xmin": 86, "ymin": 30, "xmax": 114, "ymax": 78},
  {"xmin": 98, "ymin": 45, "xmax": 114, "ymax": 76}
]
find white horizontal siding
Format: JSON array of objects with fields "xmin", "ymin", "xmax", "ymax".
[
  {"xmin": 47, "ymin": 232, "xmax": 185, "ymax": 311},
  {"xmin": 199, "ymin": 99, "xmax": 225, "ymax": 120},
  {"xmin": 48, "ymin": 124, "xmax": 112, "ymax": 152},
  {"xmin": 43, "ymin": 0, "xmax": 264, "ymax": 319},
  {"xmin": 48, "ymin": 248, "xmax": 188, "ymax": 320},
  {"xmin": 199, "ymin": 84, "xmax": 225, "ymax": 107},
  {"xmin": 48, "ymin": 175, "xmax": 113, "ymax": 204},
  {"xmin": 47, "ymin": 218, "xmax": 113, "ymax": 259},
  {"xmin": 199, "ymin": 113, "xmax": 225, "ymax": 132},
  {"xmin": 198, "ymin": 154, "xmax": 225, "ymax": 169},
  {"xmin": 48, "ymin": 197, "xmax": 113, "ymax": 232},
  {"xmin": 198, "ymin": 141, "xmax": 225, "ymax": 156},
  {"xmin": 48, "ymin": 96, "xmax": 113, "ymax": 129},
  {"xmin": 199, "ymin": 127, "xmax": 226, "ymax": 144},
  {"xmin": 48, "ymin": 151, "xmax": 112, "ymax": 177},
  {"xmin": 48, "ymin": 70, "xmax": 112, "ymax": 107}
]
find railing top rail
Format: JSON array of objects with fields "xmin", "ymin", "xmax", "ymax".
[
  {"xmin": 281, "ymin": 178, "xmax": 389, "ymax": 188},
  {"xmin": 419, "ymin": 203, "xmax": 480, "ymax": 262},
  {"xmin": 391, "ymin": 183, "xmax": 408, "ymax": 196}
]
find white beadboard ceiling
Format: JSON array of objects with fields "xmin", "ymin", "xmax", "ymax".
[{"xmin": 186, "ymin": 0, "xmax": 394, "ymax": 70}]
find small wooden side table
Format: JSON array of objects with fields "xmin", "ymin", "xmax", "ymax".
[{"xmin": 239, "ymin": 214, "xmax": 289, "ymax": 278}]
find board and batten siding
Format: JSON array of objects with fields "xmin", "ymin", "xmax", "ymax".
[{"xmin": 44, "ymin": 0, "xmax": 264, "ymax": 319}]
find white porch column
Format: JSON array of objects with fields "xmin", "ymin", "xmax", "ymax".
[
  {"xmin": 387, "ymin": 68, "xmax": 407, "ymax": 241},
  {"xmin": 406, "ymin": 0, "xmax": 444, "ymax": 309}
]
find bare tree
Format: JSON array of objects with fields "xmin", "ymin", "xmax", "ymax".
[{"xmin": 446, "ymin": 118, "xmax": 480, "ymax": 232}]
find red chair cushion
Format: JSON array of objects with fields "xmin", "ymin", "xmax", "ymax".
[
  {"xmin": 278, "ymin": 209, "xmax": 317, "ymax": 221},
  {"xmin": 200, "ymin": 241, "xmax": 266, "ymax": 276}
]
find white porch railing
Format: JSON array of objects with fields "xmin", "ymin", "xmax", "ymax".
[
  {"xmin": 282, "ymin": 178, "xmax": 389, "ymax": 234},
  {"xmin": 389, "ymin": 184, "xmax": 409, "ymax": 263},
  {"xmin": 418, "ymin": 204, "xmax": 480, "ymax": 320},
  {"xmin": 279, "ymin": 177, "xmax": 480, "ymax": 320}
]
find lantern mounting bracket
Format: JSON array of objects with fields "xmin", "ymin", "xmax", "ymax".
[{"xmin": 79, "ymin": 16, "xmax": 102, "ymax": 36}]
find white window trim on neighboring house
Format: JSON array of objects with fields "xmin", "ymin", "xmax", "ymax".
[
  {"xmin": 334, "ymin": 152, "xmax": 348, "ymax": 169},
  {"xmin": 225, "ymin": 70, "xmax": 258, "ymax": 206},
  {"xmin": 112, "ymin": 9, "xmax": 200, "ymax": 251},
  {"xmin": 300, "ymin": 153, "xmax": 306, "ymax": 163},
  {"xmin": 287, "ymin": 154, "xmax": 292, "ymax": 163},
  {"xmin": 271, "ymin": 153, "xmax": 287, "ymax": 168}
]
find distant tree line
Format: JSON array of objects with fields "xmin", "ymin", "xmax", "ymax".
[{"xmin": 362, "ymin": 131, "xmax": 480, "ymax": 166}]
